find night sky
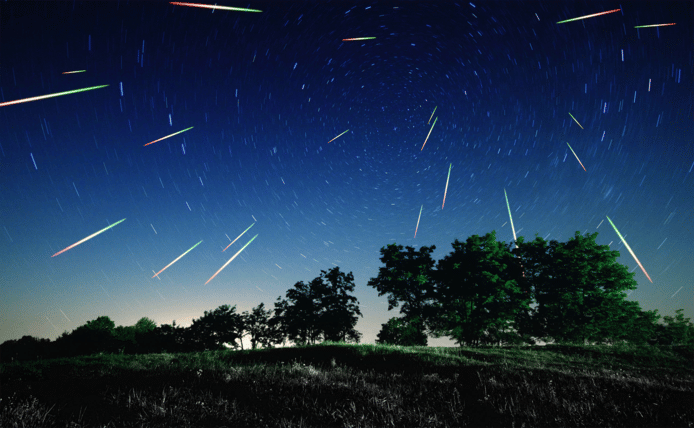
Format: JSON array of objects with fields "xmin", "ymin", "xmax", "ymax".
[{"xmin": 1, "ymin": 1, "xmax": 692, "ymax": 347}]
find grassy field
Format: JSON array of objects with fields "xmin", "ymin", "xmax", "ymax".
[{"xmin": 1, "ymin": 341, "xmax": 692, "ymax": 427}]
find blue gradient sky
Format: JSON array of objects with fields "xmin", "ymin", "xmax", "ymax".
[{"xmin": 1, "ymin": 1, "xmax": 692, "ymax": 347}]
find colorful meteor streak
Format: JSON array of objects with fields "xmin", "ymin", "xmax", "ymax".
[
  {"xmin": 634, "ymin": 23, "xmax": 676, "ymax": 28},
  {"xmin": 327, "ymin": 129, "xmax": 349, "ymax": 144},
  {"xmin": 421, "ymin": 117, "xmax": 438, "ymax": 151},
  {"xmin": 62, "ymin": 70, "xmax": 86, "ymax": 74},
  {"xmin": 414, "ymin": 204, "xmax": 423, "ymax": 238},
  {"xmin": 51, "ymin": 218, "xmax": 126, "ymax": 257},
  {"xmin": 342, "ymin": 37, "xmax": 376, "ymax": 41},
  {"xmin": 605, "ymin": 216, "xmax": 653, "ymax": 283},
  {"xmin": 568, "ymin": 112, "xmax": 584, "ymax": 129},
  {"xmin": 566, "ymin": 143, "xmax": 587, "ymax": 171},
  {"xmin": 144, "ymin": 126, "xmax": 194, "ymax": 147},
  {"xmin": 205, "ymin": 234, "xmax": 259, "ymax": 285},
  {"xmin": 428, "ymin": 106, "xmax": 437, "ymax": 124},
  {"xmin": 152, "ymin": 240, "xmax": 202, "ymax": 278},
  {"xmin": 222, "ymin": 222, "xmax": 255, "ymax": 252},
  {"xmin": 0, "ymin": 84, "xmax": 109, "ymax": 108},
  {"xmin": 556, "ymin": 9, "xmax": 620, "ymax": 24},
  {"xmin": 442, "ymin": 163, "xmax": 452, "ymax": 209},
  {"xmin": 169, "ymin": 2, "xmax": 262, "ymax": 12},
  {"xmin": 504, "ymin": 189, "xmax": 517, "ymax": 242}
]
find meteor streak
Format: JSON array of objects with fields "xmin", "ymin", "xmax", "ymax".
[
  {"xmin": 442, "ymin": 163, "xmax": 452, "ymax": 209},
  {"xmin": 421, "ymin": 117, "xmax": 438, "ymax": 151},
  {"xmin": 169, "ymin": 2, "xmax": 262, "ymax": 12},
  {"xmin": 568, "ymin": 112, "xmax": 584, "ymax": 129},
  {"xmin": 51, "ymin": 218, "xmax": 126, "ymax": 257},
  {"xmin": 222, "ymin": 222, "xmax": 255, "ymax": 252},
  {"xmin": 504, "ymin": 189, "xmax": 517, "ymax": 242},
  {"xmin": 205, "ymin": 234, "xmax": 259, "ymax": 285},
  {"xmin": 567, "ymin": 143, "xmax": 587, "ymax": 171},
  {"xmin": 152, "ymin": 240, "xmax": 202, "ymax": 278},
  {"xmin": 144, "ymin": 126, "xmax": 194, "ymax": 147},
  {"xmin": 605, "ymin": 216, "xmax": 653, "ymax": 283},
  {"xmin": 414, "ymin": 204, "xmax": 423, "ymax": 238},
  {"xmin": 428, "ymin": 106, "xmax": 437, "ymax": 124},
  {"xmin": 634, "ymin": 23, "xmax": 676, "ymax": 28},
  {"xmin": 327, "ymin": 129, "xmax": 349, "ymax": 144},
  {"xmin": 0, "ymin": 84, "xmax": 109, "ymax": 108},
  {"xmin": 342, "ymin": 37, "xmax": 376, "ymax": 41},
  {"xmin": 62, "ymin": 70, "xmax": 86, "ymax": 74},
  {"xmin": 556, "ymin": 9, "xmax": 620, "ymax": 24}
]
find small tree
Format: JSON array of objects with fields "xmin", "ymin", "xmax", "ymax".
[
  {"xmin": 376, "ymin": 317, "xmax": 427, "ymax": 346},
  {"xmin": 241, "ymin": 303, "xmax": 280, "ymax": 349}
]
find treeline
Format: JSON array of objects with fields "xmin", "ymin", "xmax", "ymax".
[
  {"xmin": 2, "ymin": 231, "xmax": 692, "ymax": 363},
  {"xmin": 372, "ymin": 231, "xmax": 693, "ymax": 347}
]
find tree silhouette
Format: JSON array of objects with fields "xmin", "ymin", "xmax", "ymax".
[
  {"xmin": 376, "ymin": 317, "xmax": 428, "ymax": 346},
  {"xmin": 187, "ymin": 305, "xmax": 244, "ymax": 350},
  {"xmin": 435, "ymin": 232, "xmax": 529, "ymax": 346},
  {"xmin": 367, "ymin": 244, "xmax": 438, "ymax": 339},
  {"xmin": 241, "ymin": 303, "xmax": 283, "ymax": 349},
  {"xmin": 274, "ymin": 267, "xmax": 362, "ymax": 345}
]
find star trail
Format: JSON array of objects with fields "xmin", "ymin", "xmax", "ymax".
[{"xmin": 0, "ymin": 1, "xmax": 691, "ymax": 346}]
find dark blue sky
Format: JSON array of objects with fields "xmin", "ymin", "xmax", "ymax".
[{"xmin": 1, "ymin": 1, "xmax": 692, "ymax": 346}]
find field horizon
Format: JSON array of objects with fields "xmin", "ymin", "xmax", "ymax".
[{"xmin": 1, "ymin": 341, "xmax": 692, "ymax": 427}]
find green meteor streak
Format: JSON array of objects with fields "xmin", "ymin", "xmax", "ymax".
[
  {"xmin": 567, "ymin": 142, "xmax": 587, "ymax": 171},
  {"xmin": 327, "ymin": 129, "xmax": 349, "ymax": 144},
  {"xmin": 52, "ymin": 218, "xmax": 125, "ymax": 257},
  {"xmin": 223, "ymin": 223, "xmax": 255, "ymax": 252},
  {"xmin": 206, "ymin": 234, "xmax": 259, "ymax": 285},
  {"xmin": 428, "ymin": 106, "xmax": 437, "ymax": 124},
  {"xmin": 0, "ymin": 84, "xmax": 109, "ymax": 108},
  {"xmin": 634, "ymin": 23, "xmax": 676, "ymax": 28},
  {"xmin": 605, "ymin": 216, "xmax": 653, "ymax": 283},
  {"xmin": 144, "ymin": 126, "xmax": 194, "ymax": 147},
  {"xmin": 152, "ymin": 240, "xmax": 203, "ymax": 278},
  {"xmin": 568, "ymin": 112, "xmax": 584, "ymax": 129},
  {"xmin": 504, "ymin": 188, "xmax": 517, "ymax": 242}
]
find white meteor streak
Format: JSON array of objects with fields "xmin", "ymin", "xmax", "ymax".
[{"xmin": 205, "ymin": 234, "xmax": 258, "ymax": 285}]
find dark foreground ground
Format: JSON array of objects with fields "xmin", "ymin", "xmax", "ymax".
[{"xmin": 1, "ymin": 342, "xmax": 692, "ymax": 427}]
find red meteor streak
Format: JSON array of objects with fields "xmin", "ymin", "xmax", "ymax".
[
  {"xmin": 0, "ymin": 84, "xmax": 109, "ymax": 108},
  {"xmin": 51, "ymin": 218, "xmax": 126, "ymax": 257},
  {"xmin": 144, "ymin": 126, "xmax": 194, "ymax": 147}
]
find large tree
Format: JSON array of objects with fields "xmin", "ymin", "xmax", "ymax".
[
  {"xmin": 367, "ymin": 244, "xmax": 438, "ymax": 339},
  {"xmin": 434, "ymin": 232, "xmax": 528, "ymax": 346},
  {"xmin": 274, "ymin": 267, "xmax": 362, "ymax": 345},
  {"xmin": 187, "ymin": 305, "xmax": 244, "ymax": 350},
  {"xmin": 535, "ymin": 232, "xmax": 639, "ymax": 343}
]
